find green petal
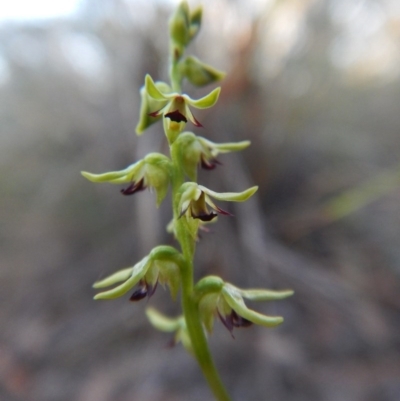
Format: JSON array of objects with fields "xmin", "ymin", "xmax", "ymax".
[
  {"xmin": 93, "ymin": 267, "xmax": 133, "ymax": 289},
  {"xmin": 146, "ymin": 307, "xmax": 182, "ymax": 332},
  {"xmin": 184, "ymin": 87, "xmax": 221, "ymax": 109},
  {"xmin": 199, "ymin": 185, "xmax": 258, "ymax": 202},
  {"xmin": 222, "ymin": 286, "xmax": 284, "ymax": 327},
  {"xmin": 136, "ymin": 87, "xmax": 161, "ymax": 135},
  {"xmin": 239, "ymin": 288, "xmax": 294, "ymax": 301},
  {"xmin": 81, "ymin": 170, "xmax": 127, "ymax": 183},
  {"xmin": 81, "ymin": 160, "xmax": 144, "ymax": 184},
  {"xmin": 145, "ymin": 74, "xmax": 170, "ymax": 101},
  {"xmin": 211, "ymin": 140, "xmax": 251, "ymax": 153},
  {"xmin": 94, "ymin": 257, "xmax": 150, "ymax": 300}
]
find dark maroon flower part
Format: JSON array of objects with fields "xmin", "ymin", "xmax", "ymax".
[
  {"xmin": 165, "ymin": 110, "xmax": 188, "ymax": 123},
  {"xmin": 218, "ymin": 310, "xmax": 253, "ymax": 335},
  {"xmin": 129, "ymin": 279, "xmax": 158, "ymax": 302},
  {"xmin": 121, "ymin": 178, "xmax": 146, "ymax": 195},
  {"xmin": 200, "ymin": 155, "xmax": 221, "ymax": 170}
]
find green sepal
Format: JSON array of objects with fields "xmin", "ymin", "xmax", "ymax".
[
  {"xmin": 81, "ymin": 160, "xmax": 144, "ymax": 184},
  {"xmin": 145, "ymin": 74, "xmax": 169, "ymax": 101},
  {"xmin": 239, "ymin": 288, "xmax": 294, "ymax": 301},
  {"xmin": 181, "ymin": 56, "xmax": 225, "ymax": 87},
  {"xmin": 201, "ymin": 139, "xmax": 251, "ymax": 154},
  {"xmin": 146, "ymin": 308, "xmax": 193, "ymax": 354},
  {"xmin": 146, "ymin": 307, "xmax": 181, "ymax": 332},
  {"xmin": 184, "ymin": 87, "xmax": 221, "ymax": 109},
  {"xmin": 92, "ymin": 267, "xmax": 133, "ymax": 289},
  {"xmin": 93, "ymin": 257, "xmax": 150, "ymax": 300},
  {"xmin": 200, "ymin": 185, "xmax": 258, "ymax": 202},
  {"xmin": 222, "ymin": 285, "xmax": 284, "ymax": 327},
  {"xmin": 136, "ymin": 81, "xmax": 171, "ymax": 135}
]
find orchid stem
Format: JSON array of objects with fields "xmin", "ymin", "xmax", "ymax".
[{"xmin": 170, "ymin": 141, "xmax": 232, "ymax": 401}]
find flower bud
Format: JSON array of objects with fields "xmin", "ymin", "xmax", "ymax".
[
  {"xmin": 188, "ymin": 6, "xmax": 202, "ymax": 41},
  {"xmin": 181, "ymin": 56, "xmax": 225, "ymax": 87},
  {"xmin": 169, "ymin": 1, "xmax": 190, "ymax": 48}
]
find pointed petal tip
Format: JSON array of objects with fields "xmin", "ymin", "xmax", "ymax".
[{"xmin": 81, "ymin": 171, "xmax": 95, "ymax": 181}]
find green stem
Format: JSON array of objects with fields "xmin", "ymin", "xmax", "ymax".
[{"xmin": 170, "ymin": 142, "xmax": 231, "ymax": 401}]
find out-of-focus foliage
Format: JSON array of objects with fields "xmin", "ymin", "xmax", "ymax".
[{"xmin": 1, "ymin": 1, "xmax": 400, "ymax": 400}]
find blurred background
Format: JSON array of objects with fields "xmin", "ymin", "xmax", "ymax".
[{"xmin": 1, "ymin": 0, "xmax": 400, "ymax": 400}]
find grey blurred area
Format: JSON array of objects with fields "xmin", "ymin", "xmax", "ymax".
[{"xmin": 1, "ymin": 0, "xmax": 400, "ymax": 400}]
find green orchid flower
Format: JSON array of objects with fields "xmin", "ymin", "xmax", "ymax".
[
  {"xmin": 178, "ymin": 182, "xmax": 258, "ymax": 222},
  {"xmin": 143, "ymin": 74, "xmax": 220, "ymax": 134},
  {"xmin": 195, "ymin": 276, "xmax": 294, "ymax": 334},
  {"xmin": 81, "ymin": 153, "xmax": 171, "ymax": 206},
  {"xmin": 174, "ymin": 131, "xmax": 250, "ymax": 180},
  {"xmin": 93, "ymin": 246, "xmax": 182, "ymax": 301}
]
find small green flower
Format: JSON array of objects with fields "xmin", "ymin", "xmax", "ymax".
[
  {"xmin": 93, "ymin": 246, "xmax": 182, "ymax": 301},
  {"xmin": 175, "ymin": 132, "xmax": 251, "ymax": 180},
  {"xmin": 144, "ymin": 74, "xmax": 220, "ymax": 133},
  {"xmin": 195, "ymin": 276, "xmax": 294, "ymax": 334},
  {"xmin": 178, "ymin": 182, "xmax": 258, "ymax": 221},
  {"xmin": 81, "ymin": 153, "xmax": 171, "ymax": 206}
]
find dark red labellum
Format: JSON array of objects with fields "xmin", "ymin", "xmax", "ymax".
[
  {"xmin": 165, "ymin": 110, "xmax": 187, "ymax": 123},
  {"xmin": 193, "ymin": 211, "xmax": 218, "ymax": 222},
  {"xmin": 121, "ymin": 179, "xmax": 146, "ymax": 196},
  {"xmin": 129, "ymin": 286, "xmax": 147, "ymax": 301},
  {"xmin": 231, "ymin": 310, "xmax": 253, "ymax": 328},
  {"xmin": 200, "ymin": 156, "xmax": 221, "ymax": 170}
]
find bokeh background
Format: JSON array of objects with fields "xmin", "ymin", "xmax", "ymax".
[{"xmin": 1, "ymin": 0, "xmax": 400, "ymax": 400}]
